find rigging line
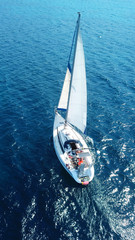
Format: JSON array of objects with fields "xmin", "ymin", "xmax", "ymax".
[
  {"xmin": 67, "ymin": 21, "xmax": 77, "ymax": 67},
  {"xmin": 68, "ymin": 13, "xmax": 81, "ymax": 68},
  {"xmin": 65, "ymin": 13, "xmax": 81, "ymax": 125}
]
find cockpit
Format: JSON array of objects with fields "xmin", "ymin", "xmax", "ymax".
[{"xmin": 64, "ymin": 139, "xmax": 82, "ymax": 151}]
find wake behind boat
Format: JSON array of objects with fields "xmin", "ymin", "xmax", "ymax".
[{"xmin": 53, "ymin": 13, "xmax": 94, "ymax": 185}]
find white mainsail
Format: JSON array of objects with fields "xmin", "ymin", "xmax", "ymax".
[
  {"xmin": 57, "ymin": 67, "xmax": 71, "ymax": 111},
  {"xmin": 66, "ymin": 29, "xmax": 87, "ymax": 133}
]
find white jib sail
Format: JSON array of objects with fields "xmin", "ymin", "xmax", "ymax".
[
  {"xmin": 57, "ymin": 67, "xmax": 71, "ymax": 111},
  {"xmin": 67, "ymin": 29, "xmax": 87, "ymax": 133}
]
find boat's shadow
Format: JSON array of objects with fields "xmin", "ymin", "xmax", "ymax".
[{"xmin": 60, "ymin": 167, "xmax": 87, "ymax": 188}]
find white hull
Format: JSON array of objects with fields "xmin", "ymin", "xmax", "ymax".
[{"xmin": 53, "ymin": 112, "xmax": 94, "ymax": 185}]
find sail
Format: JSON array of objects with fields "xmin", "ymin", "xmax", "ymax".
[
  {"xmin": 57, "ymin": 67, "xmax": 71, "ymax": 111},
  {"xmin": 66, "ymin": 29, "xmax": 87, "ymax": 133}
]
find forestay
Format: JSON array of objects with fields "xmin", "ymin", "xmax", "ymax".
[{"xmin": 66, "ymin": 29, "xmax": 87, "ymax": 133}]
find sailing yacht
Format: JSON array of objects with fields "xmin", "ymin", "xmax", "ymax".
[{"xmin": 53, "ymin": 13, "xmax": 94, "ymax": 185}]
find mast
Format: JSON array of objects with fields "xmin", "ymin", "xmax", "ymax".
[{"xmin": 65, "ymin": 12, "xmax": 81, "ymax": 124}]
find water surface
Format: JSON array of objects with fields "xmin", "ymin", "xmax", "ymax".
[{"xmin": 0, "ymin": 0, "xmax": 135, "ymax": 239}]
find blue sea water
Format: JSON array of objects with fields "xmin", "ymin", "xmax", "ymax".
[{"xmin": 0, "ymin": 0, "xmax": 135, "ymax": 239}]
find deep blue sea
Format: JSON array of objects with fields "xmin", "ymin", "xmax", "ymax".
[{"xmin": 0, "ymin": 0, "xmax": 135, "ymax": 239}]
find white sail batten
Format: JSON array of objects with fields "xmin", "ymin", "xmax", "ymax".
[
  {"xmin": 66, "ymin": 29, "xmax": 87, "ymax": 133},
  {"xmin": 57, "ymin": 67, "xmax": 71, "ymax": 110}
]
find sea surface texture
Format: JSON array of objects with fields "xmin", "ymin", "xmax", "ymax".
[{"xmin": 0, "ymin": 0, "xmax": 135, "ymax": 239}]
